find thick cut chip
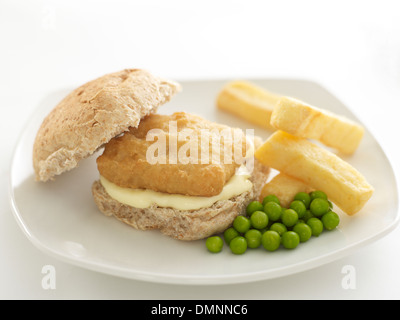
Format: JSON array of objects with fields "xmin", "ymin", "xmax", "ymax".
[
  {"xmin": 216, "ymin": 81, "xmax": 280, "ymax": 130},
  {"xmin": 255, "ymin": 130, "xmax": 374, "ymax": 215},
  {"xmin": 270, "ymin": 96, "xmax": 364, "ymax": 154},
  {"xmin": 259, "ymin": 173, "xmax": 313, "ymax": 208}
]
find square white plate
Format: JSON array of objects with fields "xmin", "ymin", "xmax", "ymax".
[{"xmin": 9, "ymin": 79, "xmax": 399, "ymax": 285}]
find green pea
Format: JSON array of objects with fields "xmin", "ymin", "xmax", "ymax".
[
  {"xmin": 262, "ymin": 230, "xmax": 281, "ymax": 252},
  {"xmin": 290, "ymin": 200, "xmax": 307, "ymax": 218},
  {"xmin": 246, "ymin": 201, "xmax": 264, "ymax": 216},
  {"xmin": 321, "ymin": 211, "xmax": 340, "ymax": 230},
  {"xmin": 294, "ymin": 192, "xmax": 311, "ymax": 208},
  {"xmin": 281, "ymin": 209, "xmax": 298, "ymax": 227},
  {"xmin": 206, "ymin": 236, "xmax": 224, "ymax": 253},
  {"xmin": 281, "ymin": 231, "xmax": 300, "ymax": 249},
  {"xmin": 310, "ymin": 198, "xmax": 330, "ymax": 217},
  {"xmin": 269, "ymin": 222, "xmax": 287, "ymax": 236},
  {"xmin": 250, "ymin": 211, "xmax": 269, "ymax": 230},
  {"xmin": 264, "ymin": 201, "xmax": 282, "ymax": 221},
  {"xmin": 262, "ymin": 194, "xmax": 281, "ymax": 206},
  {"xmin": 233, "ymin": 215, "xmax": 251, "ymax": 233},
  {"xmin": 223, "ymin": 227, "xmax": 239, "ymax": 245},
  {"xmin": 303, "ymin": 209, "xmax": 314, "ymax": 222},
  {"xmin": 309, "ymin": 190, "xmax": 328, "ymax": 201},
  {"xmin": 293, "ymin": 223, "xmax": 312, "ymax": 242},
  {"xmin": 229, "ymin": 236, "xmax": 247, "ymax": 254},
  {"xmin": 307, "ymin": 217, "xmax": 324, "ymax": 237},
  {"xmin": 245, "ymin": 229, "xmax": 262, "ymax": 248}
]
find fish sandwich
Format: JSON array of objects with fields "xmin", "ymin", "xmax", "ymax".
[{"xmin": 33, "ymin": 69, "xmax": 270, "ymax": 240}]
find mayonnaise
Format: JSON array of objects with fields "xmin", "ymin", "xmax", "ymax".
[{"xmin": 100, "ymin": 166, "xmax": 253, "ymax": 210}]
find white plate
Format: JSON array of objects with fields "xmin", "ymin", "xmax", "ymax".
[{"xmin": 9, "ymin": 79, "xmax": 399, "ymax": 285}]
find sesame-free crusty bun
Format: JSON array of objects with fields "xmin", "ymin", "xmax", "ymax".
[
  {"xmin": 33, "ymin": 69, "xmax": 181, "ymax": 182},
  {"xmin": 91, "ymin": 159, "xmax": 270, "ymax": 241}
]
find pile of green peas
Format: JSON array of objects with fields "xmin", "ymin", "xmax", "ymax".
[{"xmin": 205, "ymin": 190, "xmax": 340, "ymax": 254}]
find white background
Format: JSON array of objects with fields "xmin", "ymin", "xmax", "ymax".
[{"xmin": 1, "ymin": 0, "xmax": 400, "ymax": 299}]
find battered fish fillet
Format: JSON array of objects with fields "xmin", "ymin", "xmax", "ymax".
[{"xmin": 96, "ymin": 112, "xmax": 250, "ymax": 197}]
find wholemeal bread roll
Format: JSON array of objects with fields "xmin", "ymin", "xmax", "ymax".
[
  {"xmin": 33, "ymin": 69, "xmax": 181, "ymax": 182},
  {"xmin": 92, "ymin": 159, "xmax": 270, "ymax": 241}
]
